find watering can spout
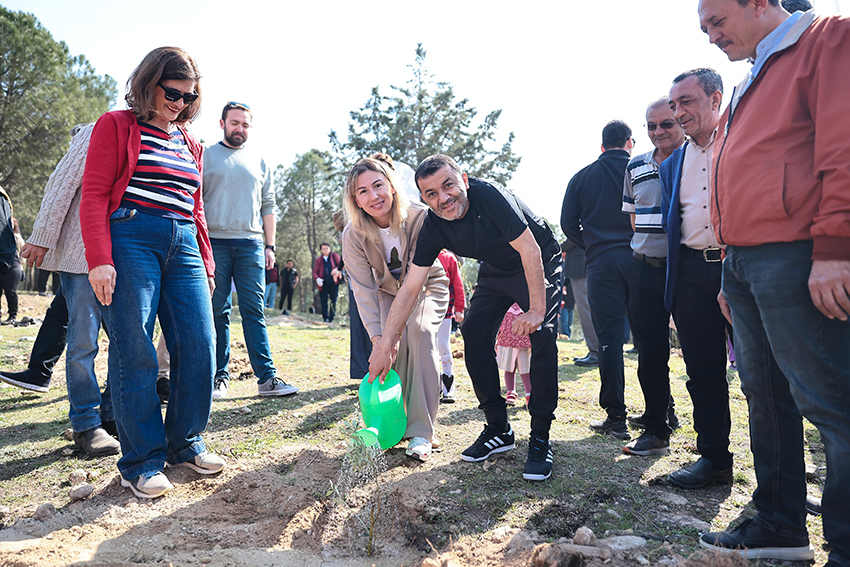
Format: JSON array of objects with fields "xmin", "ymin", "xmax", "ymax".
[{"xmin": 355, "ymin": 426, "xmax": 380, "ymax": 447}]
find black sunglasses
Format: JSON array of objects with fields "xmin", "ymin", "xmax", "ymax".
[
  {"xmin": 158, "ymin": 82, "xmax": 199, "ymax": 105},
  {"xmin": 646, "ymin": 120, "xmax": 678, "ymax": 131},
  {"xmin": 225, "ymin": 100, "xmax": 251, "ymax": 111}
]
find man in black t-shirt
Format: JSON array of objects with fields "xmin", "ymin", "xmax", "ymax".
[{"xmin": 369, "ymin": 154, "xmax": 561, "ymax": 481}]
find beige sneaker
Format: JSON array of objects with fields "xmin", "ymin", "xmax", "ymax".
[
  {"xmin": 172, "ymin": 452, "xmax": 226, "ymax": 474},
  {"xmin": 121, "ymin": 471, "xmax": 173, "ymax": 499}
]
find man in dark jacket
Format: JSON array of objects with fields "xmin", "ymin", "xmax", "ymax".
[
  {"xmin": 312, "ymin": 243, "xmax": 342, "ymax": 323},
  {"xmin": 561, "ymin": 120, "xmax": 635, "ymax": 441}
]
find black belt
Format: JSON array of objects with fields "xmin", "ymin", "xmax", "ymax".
[
  {"xmin": 680, "ymin": 245, "xmax": 722, "ymax": 262},
  {"xmin": 633, "ymin": 252, "xmax": 666, "ymax": 269}
]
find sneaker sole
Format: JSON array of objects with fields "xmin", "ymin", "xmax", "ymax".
[
  {"xmin": 0, "ymin": 375, "xmax": 49, "ymax": 393},
  {"xmin": 440, "ymin": 398, "xmax": 455, "ymax": 404},
  {"xmin": 698, "ymin": 539, "xmax": 814, "ymax": 561},
  {"xmin": 523, "ymin": 469, "xmax": 552, "ymax": 481},
  {"xmin": 590, "ymin": 426, "xmax": 631, "ymax": 441},
  {"xmin": 120, "ymin": 476, "xmax": 172, "ymax": 499},
  {"xmin": 167, "ymin": 461, "xmax": 224, "ymax": 475},
  {"xmin": 623, "ymin": 446, "xmax": 669, "ymax": 456},
  {"xmin": 460, "ymin": 443, "xmax": 515, "ymax": 462},
  {"xmin": 258, "ymin": 388, "xmax": 298, "ymax": 397},
  {"xmin": 405, "ymin": 450, "xmax": 430, "ymax": 462},
  {"xmin": 211, "ymin": 391, "xmax": 227, "ymax": 399}
]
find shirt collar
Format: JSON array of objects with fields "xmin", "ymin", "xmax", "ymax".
[
  {"xmin": 686, "ymin": 129, "xmax": 717, "ymax": 152},
  {"xmin": 750, "ymin": 11, "xmax": 803, "ymax": 82}
]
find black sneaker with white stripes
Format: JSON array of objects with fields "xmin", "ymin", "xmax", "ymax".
[
  {"xmin": 460, "ymin": 425, "xmax": 515, "ymax": 462},
  {"xmin": 523, "ymin": 436, "xmax": 554, "ymax": 481}
]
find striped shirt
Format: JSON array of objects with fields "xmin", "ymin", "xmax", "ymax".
[
  {"xmin": 120, "ymin": 122, "xmax": 200, "ymax": 220},
  {"xmin": 622, "ymin": 149, "xmax": 668, "ymax": 258}
]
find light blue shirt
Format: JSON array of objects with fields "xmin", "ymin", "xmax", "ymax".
[{"xmin": 743, "ymin": 12, "xmax": 803, "ymax": 96}]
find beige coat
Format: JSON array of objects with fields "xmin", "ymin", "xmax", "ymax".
[
  {"xmin": 342, "ymin": 202, "xmax": 449, "ymax": 440},
  {"xmin": 342, "ymin": 203, "xmax": 447, "ymax": 339}
]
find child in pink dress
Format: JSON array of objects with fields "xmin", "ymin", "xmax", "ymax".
[{"xmin": 496, "ymin": 303, "xmax": 532, "ymax": 406}]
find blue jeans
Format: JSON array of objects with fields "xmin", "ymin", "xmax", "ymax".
[
  {"xmin": 60, "ymin": 272, "xmax": 112, "ymax": 432},
  {"xmin": 211, "ymin": 239, "xmax": 276, "ymax": 383},
  {"xmin": 723, "ymin": 242, "xmax": 850, "ymax": 561},
  {"xmin": 264, "ymin": 282, "xmax": 277, "ymax": 309},
  {"xmin": 559, "ymin": 306, "xmax": 573, "ymax": 336},
  {"xmin": 101, "ymin": 209, "xmax": 214, "ymax": 480}
]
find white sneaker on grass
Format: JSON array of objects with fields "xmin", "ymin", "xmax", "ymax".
[
  {"xmin": 212, "ymin": 378, "xmax": 228, "ymax": 399},
  {"xmin": 406, "ymin": 437, "xmax": 432, "ymax": 461},
  {"xmin": 121, "ymin": 471, "xmax": 173, "ymax": 499}
]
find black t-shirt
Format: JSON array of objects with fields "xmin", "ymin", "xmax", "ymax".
[{"xmin": 413, "ymin": 178, "xmax": 560, "ymax": 276}]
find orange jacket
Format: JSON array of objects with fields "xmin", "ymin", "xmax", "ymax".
[{"xmin": 712, "ymin": 14, "xmax": 850, "ymax": 260}]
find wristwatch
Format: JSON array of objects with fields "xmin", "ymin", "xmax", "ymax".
[{"xmin": 265, "ymin": 244, "xmax": 275, "ymax": 252}]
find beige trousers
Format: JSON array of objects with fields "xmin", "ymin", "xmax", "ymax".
[{"xmin": 379, "ymin": 279, "xmax": 448, "ymax": 441}]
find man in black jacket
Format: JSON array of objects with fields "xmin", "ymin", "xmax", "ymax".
[{"xmin": 561, "ymin": 120, "xmax": 635, "ymax": 441}]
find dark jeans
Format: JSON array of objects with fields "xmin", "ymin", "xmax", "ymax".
[
  {"xmin": 348, "ymin": 285, "xmax": 371, "ymax": 380},
  {"xmin": 586, "ymin": 247, "xmax": 632, "ymax": 418},
  {"xmin": 27, "ymin": 285, "xmax": 69, "ymax": 379},
  {"xmin": 1, "ymin": 265, "xmax": 22, "ymax": 317},
  {"xmin": 320, "ymin": 284, "xmax": 338, "ymax": 322},
  {"xmin": 462, "ymin": 258, "xmax": 561, "ymax": 436},
  {"xmin": 724, "ymin": 242, "xmax": 850, "ymax": 561},
  {"xmin": 627, "ymin": 256, "xmax": 671, "ymax": 439},
  {"xmin": 278, "ymin": 285, "xmax": 294, "ymax": 311},
  {"xmin": 672, "ymin": 246, "xmax": 732, "ymax": 470}
]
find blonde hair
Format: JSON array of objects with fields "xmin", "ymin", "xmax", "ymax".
[{"xmin": 343, "ymin": 155, "xmax": 409, "ymax": 243}]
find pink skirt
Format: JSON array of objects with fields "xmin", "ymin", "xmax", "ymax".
[{"xmin": 496, "ymin": 345, "xmax": 531, "ymax": 373}]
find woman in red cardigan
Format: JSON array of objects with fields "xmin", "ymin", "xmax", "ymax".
[{"xmin": 81, "ymin": 46, "xmax": 223, "ymax": 499}]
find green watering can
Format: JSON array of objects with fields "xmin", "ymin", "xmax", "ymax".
[{"xmin": 356, "ymin": 369, "xmax": 407, "ymax": 449}]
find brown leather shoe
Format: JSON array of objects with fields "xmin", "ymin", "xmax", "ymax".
[{"xmin": 74, "ymin": 427, "xmax": 120, "ymax": 457}]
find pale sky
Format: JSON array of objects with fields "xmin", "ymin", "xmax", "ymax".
[{"xmin": 5, "ymin": 0, "xmax": 847, "ymax": 222}]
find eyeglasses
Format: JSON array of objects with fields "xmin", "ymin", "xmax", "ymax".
[
  {"xmin": 225, "ymin": 101, "xmax": 251, "ymax": 111},
  {"xmin": 157, "ymin": 82, "xmax": 199, "ymax": 105},
  {"xmin": 646, "ymin": 120, "xmax": 678, "ymax": 131}
]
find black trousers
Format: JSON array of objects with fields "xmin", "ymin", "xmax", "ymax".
[
  {"xmin": 28, "ymin": 285, "xmax": 69, "ymax": 379},
  {"xmin": 462, "ymin": 257, "xmax": 561, "ymax": 435},
  {"xmin": 348, "ymin": 285, "xmax": 372, "ymax": 380},
  {"xmin": 320, "ymin": 284, "xmax": 338, "ymax": 322},
  {"xmin": 672, "ymin": 247, "xmax": 732, "ymax": 470},
  {"xmin": 586, "ymin": 247, "xmax": 632, "ymax": 418},
  {"xmin": 1, "ymin": 265, "xmax": 22, "ymax": 317},
  {"xmin": 627, "ymin": 256, "xmax": 672, "ymax": 439},
  {"xmin": 278, "ymin": 285, "xmax": 294, "ymax": 311}
]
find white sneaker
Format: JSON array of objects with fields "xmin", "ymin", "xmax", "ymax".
[
  {"xmin": 121, "ymin": 471, "xmax": 173, "ymax": 499},
  {"xmin": 405, "ymin": 437, "xmax": 432, "ymax": 461},
  {"xmin": 258, "ymin": 377, "xmax": 298, "ymax": 397},
  {"xmin": 212, "ymin": 378, "xmax": 228, "ymax": 399},
  {"xmin": 170, "ymin": 451, "xmax": 226, "ymax": 474}
]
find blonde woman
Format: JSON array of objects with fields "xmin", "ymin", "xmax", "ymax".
[{"xmin": 342, "ymin": 154, "xmax": 448, "ymax": 461}]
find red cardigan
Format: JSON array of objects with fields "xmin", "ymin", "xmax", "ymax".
[
  {"xmin": 312, "ymin": 252, "xmax": 341, "ymax": 290},
  {"xmin": 80, "ymin": 110, "xmax": 215, "ymax": 276}
]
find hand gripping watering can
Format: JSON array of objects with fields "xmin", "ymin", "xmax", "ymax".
[{"xmin": 356, "ymin": 369, "xmax": 407, "ymax": 450}]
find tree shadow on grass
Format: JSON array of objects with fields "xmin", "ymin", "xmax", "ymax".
[{"xmin": 0, "ymin": 392, "xmax": 65, "ymax": 413}]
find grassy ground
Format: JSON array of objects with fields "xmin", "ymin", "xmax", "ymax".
[{"xmin": 0, "ymin": 292, "xmax": 829, "ymax": 565}]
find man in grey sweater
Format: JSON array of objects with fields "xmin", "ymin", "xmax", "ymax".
[{"xmin": 204, "ymin": 102, "xmax": 297, "ymax": 398}]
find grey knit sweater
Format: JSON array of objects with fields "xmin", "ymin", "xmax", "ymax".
[{"xmin": 27, "ymin": 123, "xmax": 94, "ymax": 274}]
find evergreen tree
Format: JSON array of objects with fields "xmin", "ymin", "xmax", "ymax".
[
  {"xmin": 0, "ymin": 7, "xmax": 116, "ymax": 235},
  {"xmin": 330, "ymin": 45, "xmax": 520, "ymax": 184}
]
